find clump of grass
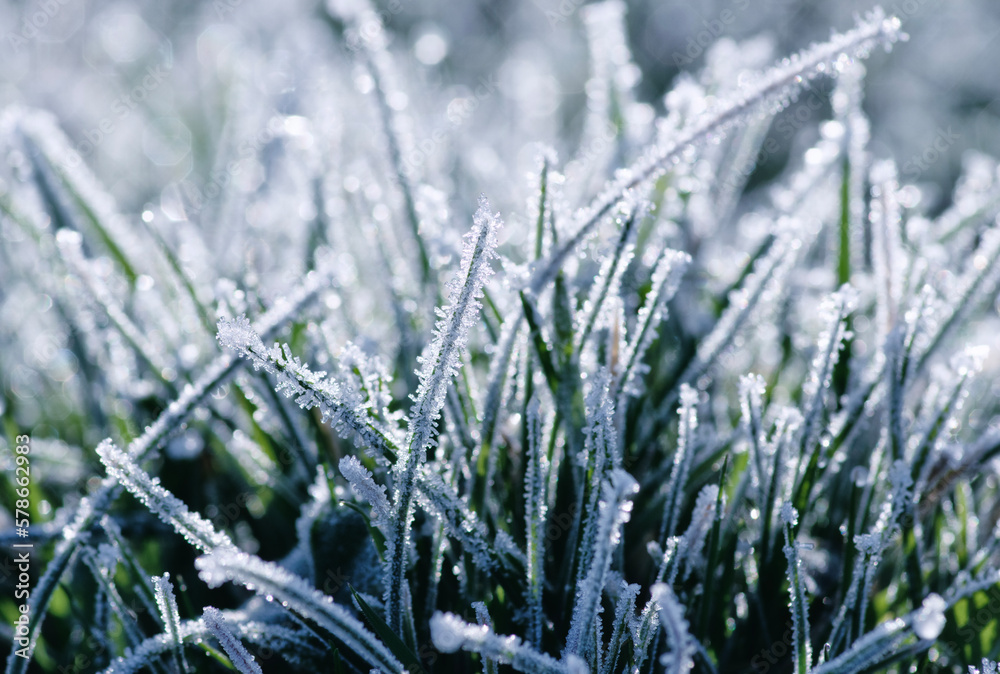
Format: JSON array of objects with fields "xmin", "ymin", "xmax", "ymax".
[{"xmin": 2, "ymin": 2, "xmax": 999, "ymax": 673}]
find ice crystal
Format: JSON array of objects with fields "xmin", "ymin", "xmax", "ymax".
[
  {"xmin": 152, "ymin": 574, "xmax": 188, "ymax": 673},
  {"xmin": 649, "ymin": 583, "xmax": 694, "ymax": 674},
  {"xmin": 431, "ymin": 612, "xmax": 580, "ymax": 674},
  {"xmin": 565, "ymin": 470, "xmax": 638, "ymax": 659},
  {"xmin": 340, "ymin": 455, "xmax": 392, "ymax": 526},
  {"xmin": 970, "ymin": 660, "xmax": 1000, "ymax": 674},
  {"xmin": 202, "ymin": 606, "xmax": 263, "ymax": 674},
  {"xmin": 659, "ymin": 385, "xmax": 699, "ymax": 543},
  {"xmin": 195, "ymin": 549, "xmax": 401, "ymax": 672},
  {"xmin": 97, "ymin": 440, "xmax": 235, "ymax": 553}
]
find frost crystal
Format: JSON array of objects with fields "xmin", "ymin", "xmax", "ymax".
[
  {"xmin": 533, "ymin": 8, "xmax": 904, "ymax": 292},
  {"xmin": 388, "ymin": 195, "xmax": 502, "ymax": 631},
  {"xmin": 659, "ymin": 384, "xmax": 699, "ymax": 543},
  {"xmin": 340, "ymin": 455, "xmax": 392, "ymax": 526},
  {"xmin": 780, "ymin": 502, "xmax": 799, "ymax": 527},
  {"xmin": 617, "ymin": 247, "xmax": 690, "ymax": 401},
  {"xmin": 430, "ymin": 612, "xmax": 571, "ymax": 673},
  {"xmin": 970, "ymin": 660, "xmax": 1000, "ymax": 674},
  {"xmin": 152, "ymin": 574, "xmax": 188, "ymax": 673},
  {"xmin": 217, "ymin": 315, "xmax": 400, "ymax": 458},
  {"xmin": 781, "ymin": 500, "xmax": 811, "ymax": 674},
  {"xmin": 97, "ymin": 440, "xmax": 235, "ymax": 553},
  {"xmin": 524, "ymin": 393, "xmax": 549, "ymax": 648},
  {"xmin": 202, "ymin": 607, "xmax": 263, "ymax": 674},
  {"xmin": 195, "ymin": 549, "xmax": 401, "ymax": 673},
  {"xmin": 885, "ymin": 455, "xmax": 916, "ymax": 532},
  {"xmin": 854, "ymin": 532, "xmax": 884, "ymax": 557},
  {"xmin": 870, "ymin": 159, "xmax": 904, "ymax": 339},
  {"xmin": 216, "ymin": 314, "xmax": 268, "ymax": 366},
  {"xmin": 649, "ymin": 583, "xmax": 694, "ymax": 674},
  {"xmin": 566, "ymin": 470, "xmax": 638, "ymax": 659}
]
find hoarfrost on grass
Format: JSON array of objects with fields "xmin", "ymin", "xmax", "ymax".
[{"xmin": 5, "ymin": 4, "xmax": 999, "ymax": 674}]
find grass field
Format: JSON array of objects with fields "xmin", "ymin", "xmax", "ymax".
[{"xmin": 1, "ymin": 1, "xmax": 1000, "ymax": 672}]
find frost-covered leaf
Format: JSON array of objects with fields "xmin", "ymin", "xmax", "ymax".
[
  {"xmin": 202, "ymin": 606, "xmax": 263, "ymax": 674},
  {"xmin": 97, "ymin": 440, "xmax": 235, "ymax": 553}
]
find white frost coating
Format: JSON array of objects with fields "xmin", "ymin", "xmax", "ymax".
[
  {"xmin": 934, "ymin": 152, "xmax": 1000, "ymax": 240},
  {"xmin": 781, "ymin": 501, "xmax": 811, "ymax": 674},
  {"xmin": 478, "ymin": 312, "xmax": 524, "ymax": 455},
  {"xmin": 575, "ymin": 372, "xmax": 622, "ymax": 611},
  {"xmin": 919, "ymin": 226, "xmax": 1000, "ymax": 370},
  {"xmin": 203, "ymin": 607, "xmax": 263, "ymax": 674},
  {"xmin": 659, "ymin": 385, "xmax": 699, "ymax": 543},
  {"xmin": 55, "ymin": 229, "xmax": 173, "ymax": 379},
  {"xmin": 217, "ymin": 315, "xmax": 401, "ymax": 458},
  {"xmin": 739, "ymin": 373, "xmax": 768, "ymax": 489},
  {"xmin": 99, "ymin": 616, "xmax": 321, "ymax": 673},
  {"xmin": 430, "ymin": 612, "xmax": 573, "ymax": 674},
  {"xmin": 230, "ymin": 430, "xmax": 276, "ymax": 487},
  {"xmin": 524, "ymin": 393, "xmax": 549, "ymax": 648},
  {"xmin": 333, "ymin": 341, "xmax": 399, "ymax": 437},
  {"xmin": 388, "ymin": 195, "xmax": 502, "ymax": 631},
  {"xmin": 616, "ymin": 247, "xmax": 690, "ymax": 401},
  {"xmin": 796, "ymin": 285, "xmax": 856, "ymax": 463},
  {"xmin": 833, "ymin": 61, "xmax": 870, "ymax": 275},
  {"xmin": 531, "ymin": 7, "xmax": 905, "ymax": 293},
  {"xmin": 676, "ymin": 229, "xmax": 799, "ymax": 392},
  {"xmin": 953, "ymin": 344, "xmax": 990, "ymax": 377},
  {"xmin": 912, "ymin": 593, "xmax": 946, "ymax": 640},
  {"xmin": 870, "ymin": 159, "xmax": 903, "ymax": 340},
  {"xmin": 97, "ymin": 440, "xmax": 235, "ymax": 553},
  {"xmin": 430, "ymin": 612, "xmax": 470, "ymax": 653},
  {"xmin": 398, "ymin": 194, "xmax": 501, "ymax": 471},
  {"xmin": 6, "ymin": 6, "xmax": 990, "ymax": 674},
  {"xmin": 571, "ymin": 0, "xmax": 641, "ymax": 200},
  {"xmin": 473, "ymin": 601, "xmax": 492, "ymax": 628},
  {"xmin": 601, "ymin": 582, "xmax": 640, "ymax": 674},
  {"xmin": 112, "ymin": 262, "xmax": 331, "ymax": 464},
  {"xmin": 413, "ymin": 468, "xmax": 508, "ymax": 572},
  {"xmin": 802, "ymin": 286, "xmax": 857, "ymax": 404},
  {"xmin": 576, "ymin": 209, "xmax": 639, "ymax": 353},
  {"xmin": 565, "ymin": 470, "xmax": 639, "ymax": 659},
  {"xmin": 814, "ymin": 587, "xmax": 960, "ymax": 674},
  {"xmin": 221, "ymin": 314, "xmax": 502, "ymax": 573},
  {"xmin": 887, "ymin": 458, "xmax": 914, "ymax": 525},
  {"xmin": 152, "ymin": 573, "xmax": 188, "ymax": 672},
  {"xmin": 649, "ymin": 583, "xmax": 694, "ymax": 674},
  {"xmin": 780, "ymin": 501, "xmax": 799, "ymax": 527},
  {"xmin": 811, "ymin": 617, "xmax": 908, "ymax": 674},
  {"xmin": 970, "ymin": 659, "xmax": 1000, "ymax": 674},
  {"xmin": 17, "ymin": 109, "xmax": 155, "ymax": 281},
  {"xmin": 5, "ymin": 164, "xmax": 331, "ymax": 671},
  {"xmin": 195, "ymin": 549, "xmax": 403, "ymax": 673},
  {"xmin": 629, "ymin": 599, "xmax": 662, "ymax": 674},
  {"xmin": 853, "ymin": 532, "xmax": 884, "ymax": 557},
  {"xmin": 340, "ymin": 455, "xmax": 393, "ymax": 526},
  {"xmin": 680, "ymin": 485, "xmax": 720, "ymax": 579},
  {"xmin": 585, "ymin": 368, "xmax": 620, "ymax": 470}
]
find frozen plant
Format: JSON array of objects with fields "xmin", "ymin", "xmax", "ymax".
[{"xmin": 1, "ymin": 2, "xmax": 999, "ymax": 674}]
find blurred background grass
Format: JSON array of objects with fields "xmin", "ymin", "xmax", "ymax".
[{"xmin": 0, "ymin": 0, "xmax": 995, "ymax": 216}]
